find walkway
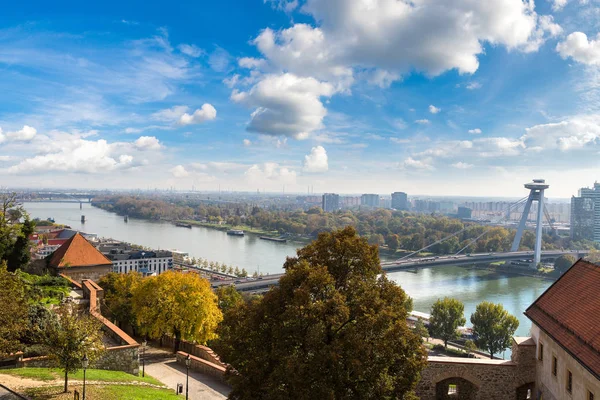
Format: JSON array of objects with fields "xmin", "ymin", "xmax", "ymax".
[
  {"xmin": 144, "ymin": 346, "xmax": 230, "ymax": 400},
  {"xmin": 0, "ymin": 386, "xmax": 22, "ymax": 400}
]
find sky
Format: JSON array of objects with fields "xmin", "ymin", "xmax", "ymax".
[{"xmin": 1, "ymin": 0, "xmax": 600, "ymax": 197}]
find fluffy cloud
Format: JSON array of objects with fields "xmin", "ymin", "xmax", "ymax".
[
  {"xmin": 551, "ymin": 0, "xmax": 568, "ymax": 11},
  {"xmin": 179, "ymin": 104, "xmax": 218, "ymax": 125},
  {"xmin": 6, "ymin": 125, "xmax": 37, "ymax": 141},
  {"xmin": 134, "ymin": 136, "xmax": 162, "ymax": 150},
  {"xmin": 429, "ymin": 105, "xmax": 441, "ymax": 114},
  {"xmin": 152, "ymin": 105, "xmax": 190, "ymax": 121},
  {"xmin": 452, "ymin": 161, "xmax": 474, "ymax": 169},
  {"xmin": 468, "ymin": 128, "xmax": 482, "ymax": 134},
  {"xmin": 401, "ymin": 157, "xmax": 434, "ymax": 171},
  {"xmin": 523, "ymin": 116, "xmax": 600, "ymax": 150},
  {"xmin": 244, "ymin": 162, "xmax": 297, "ymax": 185},
  {"xmin": 415, "ymin": 119, "xmax": 431, "ymax": 125},
  {"xmin": 178, "ymin": 44, "xmax": 204, "ymax": 58},
  {"xmin": 243, "ymin": 139, "xmax": 252, "ymax": 147},
  {"xmin": 231, "ymin": 73, "xmax": 335, "ymax": 138},
  {"xmin": 557, "ymin": 32, "xmax": 600, "ymax": 65},
  {"xmin": 466, "ymin": 82, "xmax": 482, "ymax": 90},
  {"xmin": 303, "ymin": 145, "xmax": 329, "ymax": 173},
  {"xmin": 190, "ymin": 162, "xmax": 247, "ymax": 174},
  {"xmin": 170, "ymin": 165, "xmax": 190, "ymax": 178}
]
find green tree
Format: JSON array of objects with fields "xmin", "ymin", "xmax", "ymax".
[
  {"xmin": 215, "ymin": 285, "xmax": 244, "ymax": 313},
  {"xmin": 42, "ymin": 303, "xmax": 105, "ymax": 393},
  {"xmin": 132, "ymin": 271, "xmax": 222, "ymax": 352},
  {"xmin": 0, "ymin": 262, "xmax": 28, "ymax": 357},
  {"xmin": 464, "ymin": 339, "xmax": 477, "ymax": 357},
  {"xmin": 99, "ymin": 272, "xmax": 143, "ymax": 331},
  {"xmin": 429, "ymin": 297, "xmax": 466, "ymax": 349},
  {"xmin": 385, "ymin": 234, "xmax": 401, "ymax": 251},
  {"xmin": 414, "ymin": 319, "xmax": 429, "ymax": 341},
  {"xmin": 215, "ymin": 227, "xmax": 427, "ymax": 399},
  {"xmin": 554, "ymin": 254, "xmax": 577, "ymax": 274},
  {"xmin": 470, "ymin": 301, "xmax": 519, "ymax": 359}
]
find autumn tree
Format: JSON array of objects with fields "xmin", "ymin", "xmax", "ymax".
[
  {"xmin": 429, "ymin": 297, "xmax": 466, "ymax": 349},
  {"xmin": 470, "ymin": 301, "xmax": 519, "ymax": 359},
  {"xmin": 99, "ymin": 272, "xmax": 143, "ymax": 331},
  {"xmin": 215, "ymin": 285, "xmax": 244, "ymax": 314},
  {"xmin": 132, "ymin": 271, "xmax": 222, "ymax": 352},
  {"xmin": 42, "ymin": 303, "xmax": 105, "ymax": 393},
  {"xmin": 0, "ymin": 192, "xmax": 34, "ymax": 272},
  {"xmin": 0, "ymin": 262, "xmax": 28, "ymax": 357},
  {"xmin": 215, "ymin": 227, "xmax": 427, "ymax": 399},
  {"xmin": 554, "ymin": 254, "xmax": 577, "ymax": 274}
]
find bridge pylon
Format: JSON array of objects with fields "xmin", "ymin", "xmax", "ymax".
[{"xmin": 510, "ymin": 179, "xmax": 549, "ymax": 266}]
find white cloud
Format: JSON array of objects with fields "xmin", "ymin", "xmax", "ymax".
[
  {"xmin": 0, "ymin": 128, "xmax": 4, "ymax": 144},
  {"xmin": 224, "ymin": 74, "xmax": 240, "ymax": 88},
  {"xmin": 390, "ymin": 137, "xmax": 411, "ymax": 144},
  {"xmin": 179, "ymin": 104, "xmax": 217, "ymax": 125},
  {"xmin": 125, "ymin": 127, "xmax": 142, "ymax": 134},
  {"xmin": 170, "ymin": 165, "xmax": 190, "ymax": 178},
  {"xmin": 178, "ymin": 44, "xmax": 204, "ymax": 58},
  {"xmin": 244, "ymin": 162, "xmax": 297, "ymax": 185},
  {"xmin": 452, "ymin": 161, "xmax": 474, "ymax": 169},
  {"xmin": 557, "ymin": 32, "xmax": 600, "ymax": 65},
  {"xmin": 243, "ymin": 139, "xmax": 252, "ymax": 147},
  {"xmin": 429, "ymin": 105, "xmax": 441, "ymax": 114},
  {"xmin": 134, "ymin": 136, "xmax": 162, "ymax": 150},
  {"xmin": 469, "ymin": 128, "xmax": 483, "ymax": 134},
  {"xmin": 466, "ymin": 82, "xmax": 482, "ymax": 90},
  {"xmin": 190, "ymin": 162, "xmax": 247, "ymax": 174},
  {"xmin": 231, "ymin": 73, "xmax": 335, "ymax": 138},
  {"xmin": 6, "ymin": 125, "xmax": 37, "ymax": 141},
  {"xmin": 265, "ymin": 0, "xmax": 299, "ymax": 12},
  {"xmin": 303, "ymin": 145, "xmax": 329, "ymax": 173},
  {"xmin": 208, "ymin": 47, "xmax": 231, "ymax": 72},
  {"xmin": 415, "ymin": 119, "xmax": 431, "ymax": 125},
  {"xmin": 152, "ymin": 105, "xmax": 190, "ymax": 122},
  {"xmin": 551, "ymin": 0, "xmax": 569, "ymax": 11},
  {"xmin": 524, "ymin": 116, "xmax": 600, "ymax": 150},
  {"xmin": 401, "ymin": 157, "xmax": 434, "ymax": 171}
]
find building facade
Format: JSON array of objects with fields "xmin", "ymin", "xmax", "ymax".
[
  {"xmin": 391, "ymin": 192, "xmax": 408, "ymax": 210},
  {"xmin": 322, "ymin": 193, "xmax": 340, "ymax": 212},
  {"xmin": 99, "ymin": 242, "xmax": 173, "ymax": 276},
  {"xmin": 571, "ymin": 182, "xmax": 600, "ymax": 242},
  {"xmin": 360, "ymin": 194, "xmax": 380, "ymax": 208}
]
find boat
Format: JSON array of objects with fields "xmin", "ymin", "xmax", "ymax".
[
  {"xmin": 259, "ymin": 236, "xmax": 287, "ymax": 243},
  {"xmin": 227, "ymin": 229, "xmax": 245, "ymax": 236},
  {"xmin": 175, "ymin": 222, "xmax": 192, "ymax": 228}
]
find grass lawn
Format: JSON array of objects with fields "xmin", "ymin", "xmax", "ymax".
[
  {"xmin": 0, "ymin": 368, "xmax": 162, "ymax": 386},
  {"xmin": 24, "ymin": 385, "xmax": 180, "ymax": 400}
]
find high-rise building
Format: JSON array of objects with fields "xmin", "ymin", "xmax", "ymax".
[
  {"xmin": 322, "ymin": 193, "xmax": 340, "ymax": 212},
  {"xmin": 391, "ymin": 192, "xmax": 408, "ymax": 210},
  {"xmin": 571, "ymin": 182, "xmax": 600, "ymax": 241},
  {"xmin": 457, "ymin": 206, "xmax": 472, "ymax": 219},
  {"xmin": 361, "ymin": 194, "xmax": 380, "ymax": 207}
]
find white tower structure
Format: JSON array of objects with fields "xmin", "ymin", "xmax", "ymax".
[{"xmin": 511, "ymin": 179, "xmax": 549, "ymax": 266}]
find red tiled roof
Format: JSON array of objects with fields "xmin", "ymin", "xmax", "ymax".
[
  {"xmin": 525, "ymin": 259, "xmax": 600, "ymax": 379},
  {"xmin": 48, "ymin": 233, "xmax": 112, "ymax": 268}
]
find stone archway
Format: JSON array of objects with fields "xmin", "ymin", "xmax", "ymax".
[
  {"xmin": 436, "ymin": 377, "xmax": 478, "ymax": 400},
  {"xmin": 516, "ymin": 382, "xmax": 535, "ymax": 400}
]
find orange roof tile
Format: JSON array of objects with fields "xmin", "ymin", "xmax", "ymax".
[
  {"xmin": 48, "ymin": 233, "xmax": 112, "ymax": 268},
  {"xmin": 525, "ymin": 259, "xmax": 600, "ymax": 379}
]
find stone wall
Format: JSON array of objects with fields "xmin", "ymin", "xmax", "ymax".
[
  {"xmin": 175, "ymin": 351, "xmax": 226, "ymax": 381},
  {"xmin": 60, "ymin": 265, "xmax": 112, "ymax": 283},
  {"xmin": 415, "ymin": 337, "xmax": 537, "ymax": 400},
  {"xmin": 94, "ymin": 345, "xmax": 139, "ymax": 375},
  {"xmin": 161, "ymin": 336, "xmax": 225, "ymax": 367}
]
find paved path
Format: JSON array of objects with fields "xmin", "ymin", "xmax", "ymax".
[
  {"xmin": 0, "ymin": 386, "xmax": 21, "ymax": 400},
  {"xmin": 144, "ymin": 347, "xmax": 230, "ymax": 400}
]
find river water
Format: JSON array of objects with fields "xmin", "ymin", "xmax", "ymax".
[{"xmin": 24, "ymin": 202, "xmax": 551, "ymax": 342}]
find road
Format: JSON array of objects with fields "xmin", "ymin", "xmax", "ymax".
[{"xmin": 144, "ymin": 346, "xmax": 230, "ymax": 400}]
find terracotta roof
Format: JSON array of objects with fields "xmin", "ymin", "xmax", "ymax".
[
  {"xmin": 48, "ymin": 233, "xmax": 112, "ymax": 268},
  {"xmin": 525, "ymin": 259, "xmax": 600, "ymax": 379}
]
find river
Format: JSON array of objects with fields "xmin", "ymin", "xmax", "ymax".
[{"xmin": 24, "ymin": 202, "xmax": 551, "ymax": 343}]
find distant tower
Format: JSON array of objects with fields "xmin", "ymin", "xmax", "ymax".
[{"xmin": 511, "ymin": 179, "xmax": 549, "ymax": 266}]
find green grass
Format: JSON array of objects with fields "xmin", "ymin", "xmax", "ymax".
[
  {"xmin": 0, "ymin": 368, "xmax": 162, "ymax": 386},
  {"xmin": 25, "ymin": 385, "xmax": 180, "ymax": 400}
]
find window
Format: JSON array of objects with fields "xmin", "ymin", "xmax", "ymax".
[
  {"xmin": 566, "ymin": 370, "xmax": 572, "ymax": 394},
  {"xmin": 588, "ymin": 390, "xmax": 594, "ymax": 400},
  {"xmin": 552, "ymin": 356, "xmax": 557, "ymax": 376},
  {"xmin": 447, "ymin": 384, "xmax": 457, "ymax": 395},
  {"xmin": 538, "ymin": 343, "xmax": 544, "ymax": 361}
]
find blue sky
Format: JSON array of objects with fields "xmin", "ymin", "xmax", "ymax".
[{"xmin": 1, "ymin": 0, "xmax": 600, "ymax": 197}]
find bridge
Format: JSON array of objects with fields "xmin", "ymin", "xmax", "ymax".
[{"xmin": 212, "ymin": 249, "xmax": 588, "ymax": 292}]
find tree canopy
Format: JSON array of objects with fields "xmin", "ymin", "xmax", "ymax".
[
  {"xmin": 470, "ymin": 301, "xmax": 519, "ymax": 359},
  {"xmin": 132, "ymin": 270, "xmax": 222, "ymax": 352},
  {"xmin": 429, "ymin": 298, "xmax": 466, "ymax": 349},
  {"xmin": 99, "ymin": 272, "xmax": 143, "ymax": 331},
  {"xmin": 554, "ymin": 254, "xmax": 577, "ymax": 274},
  {"xmin": 0, "ymin": 192, "xmax": 35, "ymax": 272},
  {"xmin": 215, "ymin": 227, "xmax": 427, "ymax": 399},
  {"xmin": 0, "ymin": 261, "xmax": 28, "ymax": 357}
]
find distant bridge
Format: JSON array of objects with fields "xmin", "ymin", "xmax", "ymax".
[{"xmin": 212, "ymin": 249, "xmax": 589, "ymax": 292}]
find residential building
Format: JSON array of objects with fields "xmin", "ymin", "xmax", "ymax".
[
  {"xmin": 571, "ymin": 182, "xmax": 600, "ymax": 241},
  {"xmin": 322, "ymin": 193, "xmax": 340, "ymax": 212},
  {"xmin": 47, "ymin": 233, "xmax": 113, "ymax": 281},
  {"xmin": 391, "ymin": 192, "xmax": 408, "ymax": 210},
  {"xmin": 98, "ymin": 241, "xmax": 173, "ymax": 276},
  {"xmin": 170, "ymin": 249, "xmax": 189, "ymax": 267},
  {"xmin": 361, "ymin": 194, "xmax": 380, "ymax": 208},
  {"xmin": 457, "ymin": 206, "xmax": 472, "ymax": 219},
  {"xmin": 340, "ymin": 196, "xmax": 361, "ymax": 209}
]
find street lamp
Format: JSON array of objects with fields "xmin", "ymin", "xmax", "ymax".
[
  {"xmin": 185, "ymin": 354, "xmax": 191, "ymax": 400},
  {"xmin": 141, "ymin": 340, "xmax": 147, "ymax": 377},
  {"xmin": 82, "ymin": 354, "xmax": 89, "ymax": 400}
]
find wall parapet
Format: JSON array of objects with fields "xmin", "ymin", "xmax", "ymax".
[{"xmin": 176, "ymin": 351, "xmax": 226, "ymax": 382}]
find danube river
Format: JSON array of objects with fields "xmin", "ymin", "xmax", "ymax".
[{"xmin": 24, "ymin": 202, "xmax": 551, "ymax": 343}]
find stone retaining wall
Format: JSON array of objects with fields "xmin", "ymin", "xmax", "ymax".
[
  {"xmin": 161, "ymin": 336, "xmax": 225, "ymax": 368},
  {"xmin": 93, "ymin": 345, "xmax": 139, "ymax": 375},
  {"xmin": 176, "ymin": 351, "xmax": 226, "ymax": 382}
]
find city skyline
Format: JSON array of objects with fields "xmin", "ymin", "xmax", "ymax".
[{"xmin": 2, "ymin": 1, "xmax": 600, "ymax": 197}]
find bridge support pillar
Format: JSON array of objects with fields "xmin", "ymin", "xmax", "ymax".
[{"xmin": 510, "ymin": 179, "xmax": 549, "ymax": 267}]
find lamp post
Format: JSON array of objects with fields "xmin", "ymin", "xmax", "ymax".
[
  {"xmin": 82, "ymin": 354, "xmax": 89, "ymax": 400},
  {"xmin": 185, "ymin": 354, "xmax": 191, "ymax": 400},
  {"xmin": 142, "ymin": 340, "xmax": 147, "ymax": 377}
]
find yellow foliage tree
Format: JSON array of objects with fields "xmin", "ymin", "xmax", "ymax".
[{"xmin": 132, "ymin": 271, "xmax": 222, "ymax": 352}]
